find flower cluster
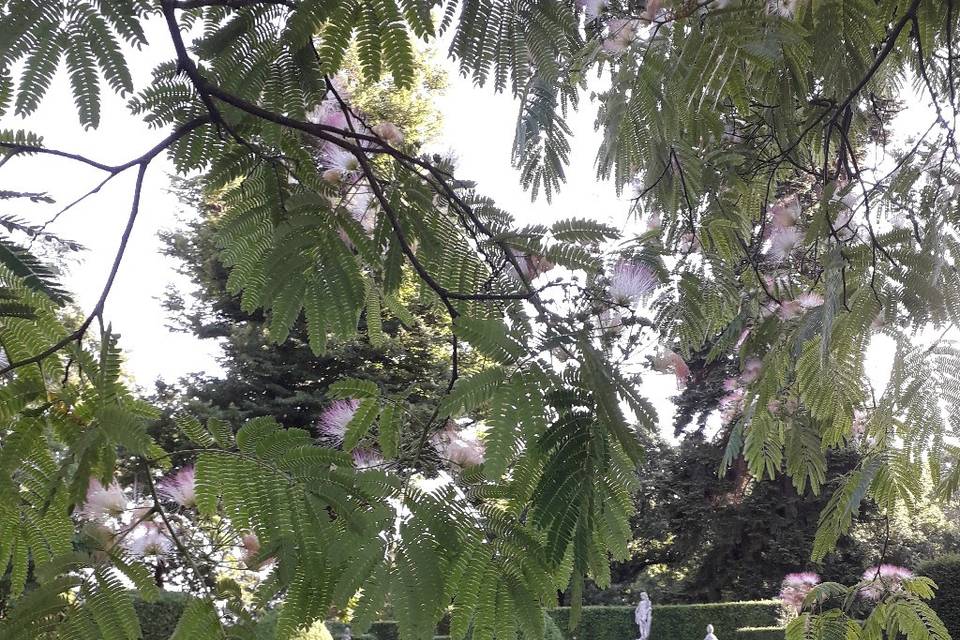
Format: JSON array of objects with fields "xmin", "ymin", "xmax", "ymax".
[
  {"xmin": 766, "ymin": 195, "xmax": 804, "ymax": 261},
  {"xmin": 158, "ymin": 465, "xmax": 196, "ymax": 508},
  {"xmin": 352, "ymin": 448, "xmax": 384, "ymax": 470},
  {"xmin": 79, "ymin": 478, "xmax": 127, "ymax": 520},
  {"xmin": 780, "ymin": 571, "xmax": 821, "ymax": 612},
  {"xmin": 317, "ymin": 399, "xmax": 360, "ymax": 444},
  {"xmin": 432, "ymin": 421, "xmax": 486, "ymax": 469},
  {"xmin": 609, "ymin": 260, "xmax": 658, "ymax": 305},
  {"xmin": 860, "ymin": 564, "xmax": 913, "ymax": 600},
  {"xmin": 651, "ymin": 349, "xmax": 690, "ymax": 386}
]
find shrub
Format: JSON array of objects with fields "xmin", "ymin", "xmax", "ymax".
[
  {"xmin": 132, "ymin": 591, "xmax": 189, "ymax": 640},
  {"xmin": 547, "ymin": 601, "xmax": 782, "ymax": 640},
  {"xmin": 736, "ymin": 627, "xmax": 786, "ymax": 640},
  {"xmin": 918, "ymin": 555, "xmax": 960, "ymax": 639},
  {"xmin": 369, "ymin": 611, "xmax": 563, "ymax": 640}
]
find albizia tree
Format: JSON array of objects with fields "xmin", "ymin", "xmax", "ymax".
[{"xmin": 1, "ymin": 0, "xmax": 959, "ymax": 639}]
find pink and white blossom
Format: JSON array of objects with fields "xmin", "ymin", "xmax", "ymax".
[
  {"xmin": 740, "ymin": 358, "xmax": 763, "ymax": 384},
  {"xmin": 80, "ymin": 478, "xmax": 128, "ymax": 520},
  {"xmin": 432, "ymin": 422, "xmax": 485, "ymax": 469},
  {"xmin": 860, "ymin": 565, "xmax": 913, "ymax": 600},
  {"xmin": 317, "ymin": 399, "xmax": 359, "ymax": 444},
  {"xmin": 719, "ymin": 388, "xmax": 745, "ymax": 424},
  {"xmin": 770, "ymin": 195, "xmax": 801, "ymax": 229},
  {"xmin": 641, "ymin": 0, "xmax": 662, "ymax": 21},
  {"xmin": 767, "ymin": 0, "xmax": 803, "ymax": 18},
  {"xmin": 602, "ymin": 19, "xmax": 640, "ymax": 54},
  {"xmin": 777, "ymin": 299, "xmax": 803, "ymax": 321},
  {"xmin": 240, "ymin": 531, "xmax": 275, "ymax": 570},
  {"xmin": 352, "ymin": 448, "xmax": 384, "ymax": 470},
  {"xmin": 324, "ymin": 146, "xmax": 360, "ymax": 176},
  {"xmin": 576, "ymin": 0, "xmax": 608, "ymax": 18},
  {"xmin": 345, "ymin": 188, "xmax": 376, "ymax": 232},
  {"xmin": 372, "ymin": 122, "xmax": 404, "ymax": 146},
  {"xmin": 609, "ymin": 261, "xmax": 658, "ymax": 304},
  {"xmin": 768, "ymin": 226, "xmax": 803, "ymax": 261},
  {"xmin": 124, "ymin": 522, "xmax": 173, "ymax": 558},
  {"xmin": 780, "ymin": 572, "xmax": 821, "ymax": 611},
  {"xmin": 797, "ymin": 291, "xmax": 824, "ymax": 309},
  {"xmin": 651, "ymin": 350, "xmax": 690, "ymax": 386},
  {"xmin": 158, "ymin": 466, "xmax": 196, "ymax": 508},
  {"xmin": 679, "ymin": 232, "xmax": 700, "ymax": 253},
  {"xmin": 309, "ymin": 100, "xmax": 350, "ymax": 131}
]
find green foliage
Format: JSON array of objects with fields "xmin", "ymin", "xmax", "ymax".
[
  {"xmin": 546, "ymin": 602, "xmax": 782, "ymax": 640},
  {"xmin": 133, "ymin": 591, "xmax": 191, "ymax": 640},
  {"xmin": 4, "ymin": 1, "xmax": 960, "ymax": 639},
  {"xmin": 918, "ymin": 555, "xmax": 960, "ymax": 640}
]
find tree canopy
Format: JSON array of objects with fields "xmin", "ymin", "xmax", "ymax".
[{"xmin": 1, "ymin": 1, "xmax": 960, "ymax": 640}]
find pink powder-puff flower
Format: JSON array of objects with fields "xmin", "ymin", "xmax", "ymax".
[
  {"xmin": 372, "ymin": 122, "xmax": 404, "ymax": 146},
  {"xmin": 241, "ymin": 531, "xmax": 275, "ymax": 570},
  {"xmin": 125, "ymin": 522, "xmax": 173, "ymax": 559},
  {"xmin": 722, "ymin": 377, "xmax": 740, "ymax": 392},
  {"xmin": 158, "ymin": 466, "xmax": 196, "ymax": 508},
  {"xmin": 651, "ymin": 350, "xmax": 690, "ymax": 386},
  {"xmin": 780, "ymin": 572, "xmax": 821, "ymax": 611},
  {"xmin": 770, "ymin": 195, "xmax": 801, "ymax": 229},
  {"xmin": 798, "ymin": 291, "xmax": 824, "ymax": 309},
  {"xmin": 317, "ymin": 399, "xmax": 359, "ymax": 444},
  {"xmin": 576, "ymin": 0, "xmax": 608, "ymax": 18},
  {"xmin": 79, "ymin": 478, "xmax": 128, "ymax": 520},
  {"xmin": 324, "ymin": 146, "xmax": 360, "ymax": 176},
  {"xmin": 641, "ymin": 0, "xmax": 662, "ymax": 21},
  {"xmin": 432, "ymin": 422, "xmax": 485, "ymax": 469},
  {"xmin": 609, "ymin": 261, "xmax": 658, "ymax": 304},
  {"xmin": 352, "ymin": 448, "xmax": 384, "ymax": 470},
  {"xmin": 345, "ymin": 188, "xmax": 376, "ymax": 232},
  {"xmin": 310, "ymin": 100, "xmax": 350, "ymax": 130},
  {"xmin": 768, "ymin": 227, "xmax": 803, "ymax": 261},
  {"xmin": 679, "ymin": 232, "xmax": 700, "ymax": 253},
  {"xmin": 860, "ymin": 565, "xmax": 913, "ymax": 600},
  {"xmin": 719, "ymin": 388, "xmax": 745, "ymax": 424},
  {"xmin": 602, "ymin": 19, "xmax": 640, "ymax": 53},
  {"xmin": 740, "ymin": 358, "xmax": 763, "ymax": 384},
  {"xmin": 777, "ymin": 299, "xmax": 803, "ymax": 321}
]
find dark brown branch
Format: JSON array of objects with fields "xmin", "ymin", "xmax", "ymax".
[{"xmin": 0, "ymin": 163, "xmax": 149, "ymax": 376}]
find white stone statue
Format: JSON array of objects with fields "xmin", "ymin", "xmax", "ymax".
[
  {"xmin": 634, "ymin": 592, "xmax": 652, "ymax": 640},
  {"xmin": 704, "ymin": 624, "xmax": 718, "ymax": 640}
]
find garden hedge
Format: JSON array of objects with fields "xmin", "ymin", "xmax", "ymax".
[
  {"xmin": 546, "ymin": 602, "xmax": 782, "ymax": 640},
  {"xmin": 918, "ymin": 555, "xmax": 960, "ymax": 640},
  {"xmin": 134, "ymin": 595, "xmax": 778, "ymax": 640},
  {"xmin": 735, "ymin": 627, "xmax": 785, "ymax": 640}
]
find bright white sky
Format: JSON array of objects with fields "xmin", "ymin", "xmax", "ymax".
[{"xmin": 1, "ymin": 15, "xmax": 939, "ymax": 437}]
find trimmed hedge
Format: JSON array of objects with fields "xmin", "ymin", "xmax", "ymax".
[
  {"xmin": 919, "ymin": 555, "xmax": 960, "ymax": 640},
  {"xmin": 133, "ymin": 595, "xmax": 779, "ymax": 640},
  {"xmin": 547, "ymin": 602, "xmax": 782, "ymax": 640},
  {"xmin": 132, "ymin": 591, "xmax": 190, "ymax": 640},
  {"xmin": 735, "ymin": 627, "xmax": 785, "ymax": 640},
  {"xmin": 368, "ymin": 612, "xmax": 563, "ymax": 640}
]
